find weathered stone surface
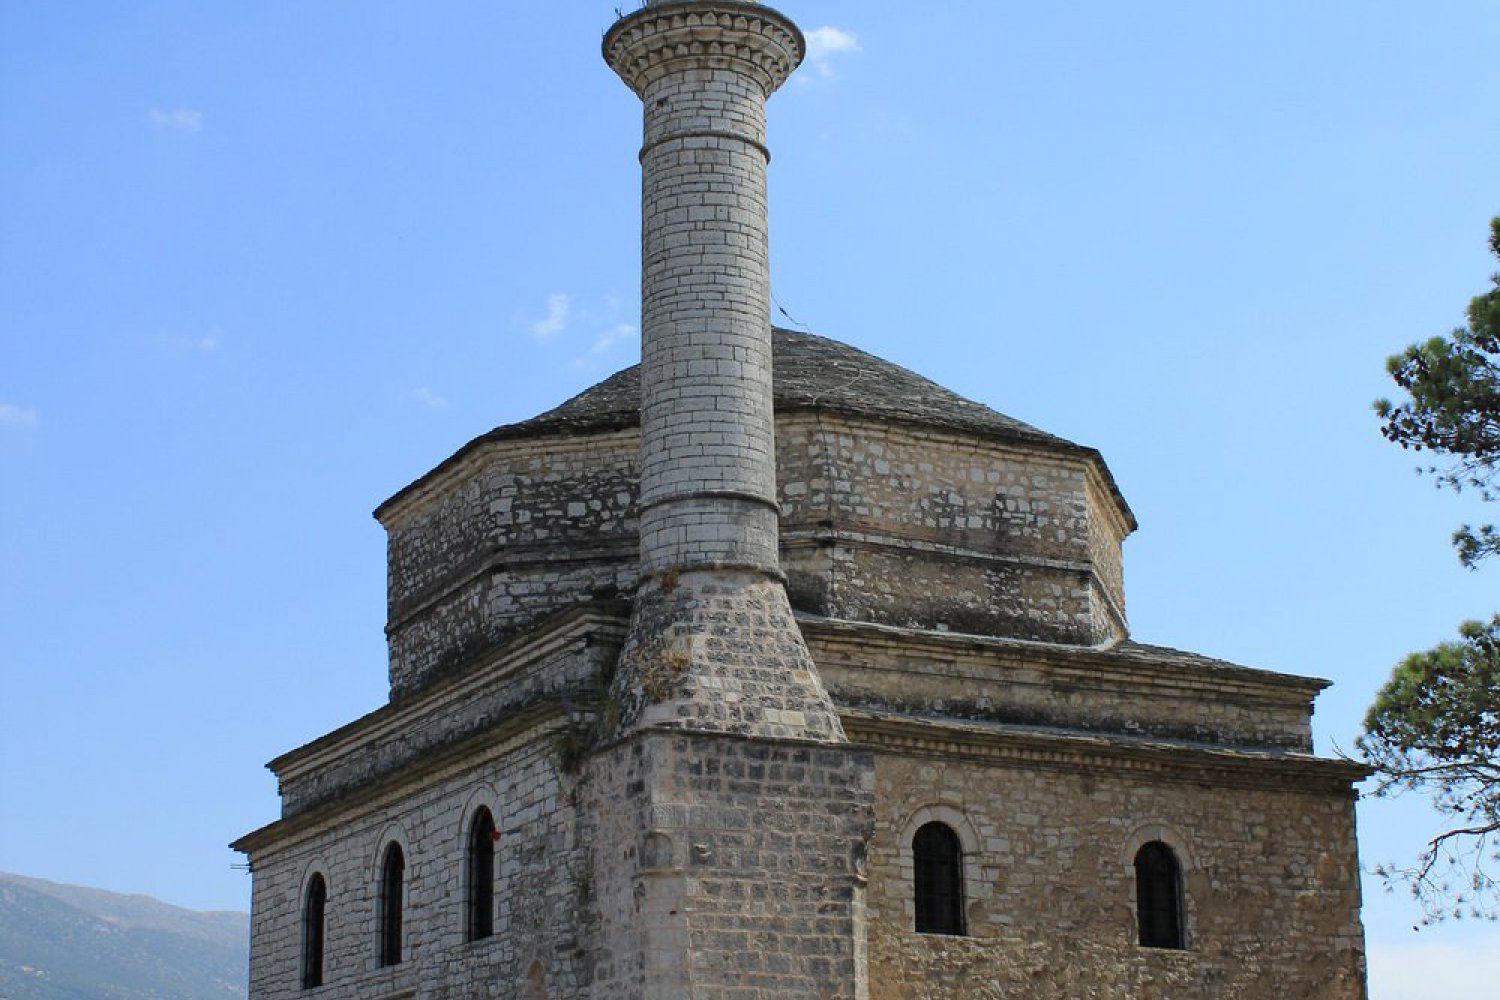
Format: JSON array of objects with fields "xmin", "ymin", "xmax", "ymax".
[
  {"xmin": 610, "ymin": 573, "xmax": 844, "ymax": 741},
  {"xmin": 235, "ymin": 3, "xmax": 1368, "ymax": 999},
  {"xmin": 241, "ymin": 729, "xmax": 589, "ymax": 1000},
  {"xmin": 804, "ymin": 619, "xmax": 1324, "ymax": 752},
  {"xmin": 863, "ymin": 746, "xmax": 1366, "ymax": 1000},
  {"xmin": 377, "ymin": 391, "xmax": 1133, "ymax": 698},
  {"xmin": 583, "ymin": 730, "xmax": 875, "ymax": 998}
]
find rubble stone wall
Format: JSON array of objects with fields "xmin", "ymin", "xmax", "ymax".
[
  {"xmin": 864, "ymin": 749, "xmax": 1367, "ymax": 1000},
  {"xmin": 380, "ymin": 433, "xmax": 639, "ymax": 695},
  {"xmin": 380, "ymin": 412, "xmax": 1132, "ymax": 696},
  {"xmin": 777, "ymin": 414, "xmax": 1124, "ymax": 643},
  {"xmin": 246, "ymin": 730, "xmax": 589, "ymax": 1000}
]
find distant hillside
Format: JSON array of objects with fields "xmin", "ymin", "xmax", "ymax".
[{"xmin": 0, "ymin": 872, "xmax": 247, "ymax": 1000}]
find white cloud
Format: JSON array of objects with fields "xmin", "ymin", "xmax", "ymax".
[
  {"xmin": 407, "ymin": 386, "xmax": 449, "ymax": 409},
  {"xmin": 1367, "ymin": 937, "xmax": 1500, "ymax": 999},
  {"xmin": 150, "ymin": 107, "xmax": 203, "ymax": 132},
  {"xmin": 802, "ymin": 26, "xmax": 860, "ymax": 79},
  {"xmin": 171, "ymin": 328, "xmax": 220, "ymax": 353},
  {"xmin": 577, "ymin": 323, "xmax": 635, "ymax": 365},
  {"xmin": 0, "ymin": 403, "xmax": 38, "ymax": 429},
  {"xmin": 531, "ymin": 293, "xmax": 571, "ymax": 340}
]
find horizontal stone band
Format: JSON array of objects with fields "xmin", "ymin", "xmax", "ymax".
[
  {"xmin": 640, "ymin": 128, "xmax": 772, "ymax": 164},
  {"xmin": 638, "ymin": 488, "xmax": 782, "ymax": 516},
  {"xmin": 641, "ymin": 561, "xmax": 788, "ymax": 586}
]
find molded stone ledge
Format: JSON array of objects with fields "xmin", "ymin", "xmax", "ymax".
[
  {"xmin": 802, "ymin": 616, "xmax": 1329, "ymax": 753},
  {"xmin": 265, "ymin": 605, "xmax": 626, "ymax": 818},
  {"xmin": 843, "ymin": 709, "xmax": 1369, "ymax": 794},
  {"xmin": 604, "ymin": 2, "xmax": 805, "ymax": 97}
]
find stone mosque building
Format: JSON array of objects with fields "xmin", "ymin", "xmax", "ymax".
[{"xmin": 232, "ymin": 3, "xmax": 1369, "ymax": 997}]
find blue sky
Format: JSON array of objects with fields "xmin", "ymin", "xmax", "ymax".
[{"xmin": 2, "ymin": 2, "xmax": 1497, "ymax": 994}]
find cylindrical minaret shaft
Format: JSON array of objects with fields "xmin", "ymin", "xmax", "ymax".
[{"xmin": 604, "ymin": 1, "xmax": 844, "ymax": 742}]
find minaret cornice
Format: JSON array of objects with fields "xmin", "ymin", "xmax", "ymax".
[{"xmin": 603, "ymin": 1, "xmax": 805, "ymax": 98}]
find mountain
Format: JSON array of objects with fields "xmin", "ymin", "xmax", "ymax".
[{"xmin": 0, "ymin": 872, "xmax": 247, "ymax": 1000}]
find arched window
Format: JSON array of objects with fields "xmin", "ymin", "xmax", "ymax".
[
  {"xmin": 467, "ymin": 808, "xmax": 496, "ymax": 941},
  {"xmin": 301, "ymin": 873, "xmax": 326, "ymax": 990},
  {"xmin": 378, "ymin": 843, "xmax": 405, "ymax": 966},
  {"xmin": 1134, "ymin": 841, "xmax": 1184, "ymax": 949},
  {"xmin": 913, "ymin": 821, "xmax": 965, "ymax": 935}
]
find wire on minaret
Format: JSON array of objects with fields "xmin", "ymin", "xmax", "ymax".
[{"xmin": 773, "ymin": 290, "xmax": 809, "ymax": 330}]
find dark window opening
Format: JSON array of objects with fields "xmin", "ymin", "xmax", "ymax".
[
  {"xmin": 467, "ymin": 808, "xmax": 496, "ymax": 941},
  {"xmin": 301, "ymin": 873, "xmax": 326, "ymax": 990},
  {"xmin": 1134, "ymin": 841, "xmax": 1184, "ymax": 949},
  {"xmin": 379, "ymin": 843, "xmax": 405, "ymax": 966},
  {"xmin": 913, "ymin": 821, "xmax": 965, "ymax": 935}
]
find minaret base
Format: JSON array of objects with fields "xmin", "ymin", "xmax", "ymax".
[
  {"xmin": 584, "ymin": 726, "xmax": 875, "ymax": 999},
  {"xmin": 608, "ymin": 571, "xmax": 846, "ymax": 742}
]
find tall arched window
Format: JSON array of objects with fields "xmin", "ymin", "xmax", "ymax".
[
  {"xmin": 301, "ymin": 873, "xmax": 326, "ymax": 990},
  {"xmin": 913, "ymin": 821, "xmax": 965, "ymax": 935},
  {"xmin": 467, "ymin": 808, "xmax": 496, "ymax": 941},
  {"xmin": 1134, "ymin": 841, "xmax": 1184, "ymax": 949},
  {"xmin": 378, "ymin": 843, "xmax": 405, "ymax": 966}
]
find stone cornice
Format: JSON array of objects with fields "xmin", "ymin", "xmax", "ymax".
[
  {"xmin": 842, "ymin": 710, "xmax": 1370, "ymax": 791},
  {"xmin": 266, "ymin": 604, "xmax": 626, "ymax": 780},
  {"xmin": 798, "ymin": 614, "xmax": 1330, "ymax": 702},
  {"xmin": 372, "ymin": 348, "xmax": 1138, "ymax": 535},
  {"xmin": 386, "ymin": 539, "xmax": 636, "ymax": 634},
  {"xmin": 232, "ymin": 699, "xmax": 1366, "ymax": 857},
  {"xmin": 603, "ymin": 2, "xmax": 804, "ymax": 98},
  {"xmin": 231, "ymin": 706, "xmax": 570, "ymax": 858},
  {"xmin": 373, "ymin": 427, "xmax": 636, "ymax": 530}
]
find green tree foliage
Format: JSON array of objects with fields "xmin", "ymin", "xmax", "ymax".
[
  {"xmin": 1365, "ymin": 217, "xmax": 1500, "ymax": 922},
  {"xmin": 1357, "ymin": 617, "xmax": 1500, "ymax": 921},
  {"xmin": 1374, "ymin": 217, "xmax": 1500, "ymax": 568}
]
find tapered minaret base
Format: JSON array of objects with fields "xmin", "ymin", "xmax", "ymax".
[{"xmin": 611, "ymin": 571, "xmax": 845, "ymax": 740}]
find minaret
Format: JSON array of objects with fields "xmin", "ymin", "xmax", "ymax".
[
  {"xmin": 587, "ymin": 6, "xmax": 875, "ymax": 997},
  {"xmin": 604, "ymin": 0, "xmax": 843, "ymax": 743}
]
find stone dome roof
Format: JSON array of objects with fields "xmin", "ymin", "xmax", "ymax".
[
  {"xmin": 377, "ymin": 329, "xmax": 1132, "ymax": 528},
  {"xmin": 497, "ymin": 328, "xmax": 1074, "ymax": 449}
]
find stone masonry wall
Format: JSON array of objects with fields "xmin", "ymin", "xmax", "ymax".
[
  {"xmin": 380, "ymin": 411, "xmax": 1132, "ymax": 699},
  {"xmin": 1085, "ymin": 467, "xmax": 1129, "ymax": 630},
  {"xmin": 864, "ymin": 749, "xmax": 1366, "ymax": 1000},
  {"xmin": 247, "ymin": 730, "xmax": 588, "ymax": 1000},
  {"xmin": 775, "ymin": 416, "xmax": 1124, "ymax": 644},
  {"xmin": 582, "ymin": 730, "xmax": 876, "ymax": 999},
  {"xmin": 381, "ymin": 433, "xmax": 638, "ymax": 696}
]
